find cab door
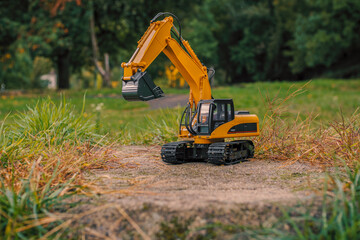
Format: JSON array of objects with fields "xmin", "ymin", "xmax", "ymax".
[
  {"xmin": 210, "ymin": 100, "xmax": 235, "ymax": 133},
  {"xmin": 197, "ymin": 103, "xmax": 211, "ymax": 135},
  {"xmin": 196, "ymin": 100, "xmax": 235, "ymax": 136}
]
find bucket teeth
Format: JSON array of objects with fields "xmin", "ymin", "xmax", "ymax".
[{"xmin": 122, "ymin": 71, "xmax": 164, "ymax": 101}]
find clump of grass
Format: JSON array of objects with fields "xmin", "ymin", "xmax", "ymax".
[
  {"xmin": 0, "ymin": 164, "xmax": 73, "ymax": 239},
  {"xmin": 10, "ymin": 96, "xmax": 100, "ymax": 146},
  {"xmin": 0, "ymin": 143, "xmax": 114, "ymax": 238},
  {"xmin": 144, "ymin": 108, "xmax": 181, "ymax": 144},
  {"xmin": 270, "ymin": 163, "xmax": 360, "ymax": 239},
  {"xmin": 0, "ymin": 115, "xmax": 24, "ymax": 166},
  {"xmin": 255, "ymin": 83, "xmax": 360, "ymax": 167},
  {"xmin": 0, "ymin": 96, "xmax": 113, "ymax": 238},
  {"xmin": 1, "ymin": 96, "xmax": 112, "ymax": 190},
  {"xmin": 0, "ymin": 143, "xmax": 114, "ymax": 192},
  {"xmin": 118, "ymin": 108, "xmax": 181, "ymax": 145},
  {"xmin": 156, "ymin": 217, "xmax": 193, "ymax": 240}
]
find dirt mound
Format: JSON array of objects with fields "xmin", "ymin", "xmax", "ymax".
[{"xmin": 71, "ymin": 146, "xmax": 324, "ymax": 239}]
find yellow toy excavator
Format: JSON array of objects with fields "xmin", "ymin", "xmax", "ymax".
[{"xmin": 121, "ymin": 12, "xmax": 259, "ymax": 165}]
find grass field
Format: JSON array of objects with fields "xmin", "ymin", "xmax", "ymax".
[
  {"xmin": 0, "ymin": 78, "xmax": 360, "ymax": 238},
  {"xmin": 1, "ymin": 78, "xmax": 359, "ymax": 140}
]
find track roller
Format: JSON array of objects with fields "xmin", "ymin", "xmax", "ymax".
[
  {"xmin": 207, "ymin": 140, "xmax": 254, "ymax": 165},
  {"xmin": 161, "ymin": 141, "xmax": 193, "ymax": 164}
]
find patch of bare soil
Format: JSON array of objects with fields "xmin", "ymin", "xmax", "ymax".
[{"xmin": 71, "ymin": 146, "xmax": 325, "ymax": 239}]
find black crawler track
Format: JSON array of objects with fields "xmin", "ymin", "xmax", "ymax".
[
  {"xmin": 207, "ymin": 140, "xmax": 254, "ymax": 165},
  {"xmin": 161, "ymin": 141, "xmax": 193, "ymax": 164},
  {"xmin": 161, "ymin": 140, "xmax": 254, "ymax": 165}
]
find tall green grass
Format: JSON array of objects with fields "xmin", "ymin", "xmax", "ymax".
[
  {"xmin": 0, "ymin": 163, "xmax": 74, "ymax": 239},
  {"xmin": 2, "ymin": 79, "xmax": 360, "ymax": 138},
  {"xmin": 281, "ymin": 164, "xmax": 360, "ymax": 239},
  {"xmin": 0, "ymin": 115, "xmax": 22, "ymax": 166},
  {"xmin": 0, "ymin": 96, "xmax": 108, "ymax": 238},
  {"xmin": 10, "ymin": 96, "xmax": 99, "ymax": 146},
  {"xmin": 117, "ymin": 108, "xmax": 181, "ymax": 145}
]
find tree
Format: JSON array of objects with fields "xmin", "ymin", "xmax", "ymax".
[
  {"xmin": 3, "ymin": 0, "xmax": 359, "ymax": 89},
  {"xmin": 184, "ymin": 0, "xmax": 219, "ymax": 67},
  {"xmin": 90, "ymin": 0, "xmax": 203, "ymax": 81},
  {"xmin": 288, "ymin": 0, "xmax": 360, "ymax": 78},
  {"xmin": 28, "ymin": 0, "xmax": 91, "ymax": 89},
  {"xmin": 0, "ymin": 0, "xmax": 33, "ymax": 89},
  {"xmin": 204, "ymin": 0, "xmax": 277, "ymax": 82}
]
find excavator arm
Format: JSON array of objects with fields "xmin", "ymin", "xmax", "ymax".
[{"xmin": 121, "ymin": 16, "xmax": 212, "ymax": 106}]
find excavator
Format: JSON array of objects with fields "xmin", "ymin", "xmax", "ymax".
[{"xmin": 121, "ymin": 13, "xmax": 259, "ymax": 165}]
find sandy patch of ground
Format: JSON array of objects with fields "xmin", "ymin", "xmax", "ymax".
[{"xmin": 71, "ymin": 146, "xmax": 324, "ymax": 239}]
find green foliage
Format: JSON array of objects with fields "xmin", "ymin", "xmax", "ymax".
[
  {"xmin": 117, "ymin": 108, "xmax": 181, "ymax": 145},
  {"xmin": 24, "ymin": 0, "xmax": 91, "ymax": 67},
  {"xmin": 0, "ymin": 115, "xmax": 22, "ymax": 165},
  {"xmin": 184, "ymin": 0, "xmax": 219, "ymax": 66},
  {"xmin": 0, "ymin": 43, "xmax": 33, "ymax": 89},
  {"xmin": 184, "ymin": 0, "xmax": 360, "ymax": 82},
  {"xmin": 289, "ymin": 0, "xmax": 360, "ymax": 76},
  {"xmin": 268, "ymin": 163, "xmax": 360, "ymax": 239},
  {"xmin": 0, "ymin": 96, "xmax": 106, "ymax": 238},
  {"xmin": 230, "ymin": 2, "xmax": 273, "ymax": 81},
  {"xmin": 2, "ymin": 0, "xmax": 360, "ymax": 87},
  {"xmin": 0, "ymin": 0, "xmax": 91, "ymax": 89},
  {"xmin": 156, "ymin": 217, "xmax": 193, "ymax": 240},
  {"xmin": 0, "ymin": 167, "xmax": 72, "ymax": 239},
  {"xmin": 10, "ymin": 96, "xmax": 99, "ymax": 146}
]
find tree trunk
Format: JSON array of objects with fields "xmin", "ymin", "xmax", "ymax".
[
  {"xmin": 57, "ymin": 50, "xmax": 70, "ymax": 89},
  {"xmin": 103, "ymin": 53, "xmax": 111, "ymax": 87},
  {"xmin": 90, "ymin": 11, "xmax": 111, "ymax": 88}
]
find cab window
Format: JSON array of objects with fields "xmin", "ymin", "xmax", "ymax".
[
  {"xmin": 227, "ymin": 103, "xmax": 234, "ymax": 120},
  {"xmin": 213, "ymin": 103, "xmax": 225, "ymax": 121},
  {"xmin": 198, "ymin": 103, "xmax": 210, "ymax": 134},
  {"xmin": 199, "ymin": 103, "xmax": 210, "ymax": 124}
]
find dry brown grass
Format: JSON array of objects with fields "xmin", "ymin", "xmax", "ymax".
[
  {"xmin": 255, "ymin": 82, "xmax": 360, "ymax": 167},
  {"xmin": 0, "ymin": 142, "xmax": 123, "ymax": 239},
  {"xmin": 0, "ymin": 143, "xmax": 117, "ymax": 195}
]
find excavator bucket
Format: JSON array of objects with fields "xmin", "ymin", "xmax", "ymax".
[{"xmin": 122, "ymin": 71, "xmax": 164, "ymax": 101}]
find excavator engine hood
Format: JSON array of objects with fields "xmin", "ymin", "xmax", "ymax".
[{"xmin": 122, "ymin": 70, "xmax": 164, "ymax": 101}]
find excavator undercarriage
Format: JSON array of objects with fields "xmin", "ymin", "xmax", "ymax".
[{"xmin": 161, "ymin": 140, "xmax": 254, "ymax": 165}]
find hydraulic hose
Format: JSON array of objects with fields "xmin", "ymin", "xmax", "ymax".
[
  {"xmin": 150, "ymin": 12, "xmax": 185, "ymax": 49},
  {"xmin": 184, "ymin": 104, "xmax": 197, "ymax": 135},
  {"xmin": 189, "ymin": 106, "xmax": 198, "ymax": 134}
]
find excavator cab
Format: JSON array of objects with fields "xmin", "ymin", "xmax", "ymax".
[
  {"xmin": 122, "ymin": 70, "xmax": 164, "ymax": 101},
  {"xmin": 181, "ymin": 99, "xmax": 236, "ymax": 136},
  {"xmin": 197, "ymin": 99, "xmax": 235, "ymax": 135}
]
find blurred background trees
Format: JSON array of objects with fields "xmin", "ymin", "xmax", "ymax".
[{"xmin": 0, "ymin": 0, "xmax": 359, "ymax": 89}]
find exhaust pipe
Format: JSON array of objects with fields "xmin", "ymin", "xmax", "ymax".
[{"xmin": 122, "ymin": 70, "xmax": 164, "ymax": 101}]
